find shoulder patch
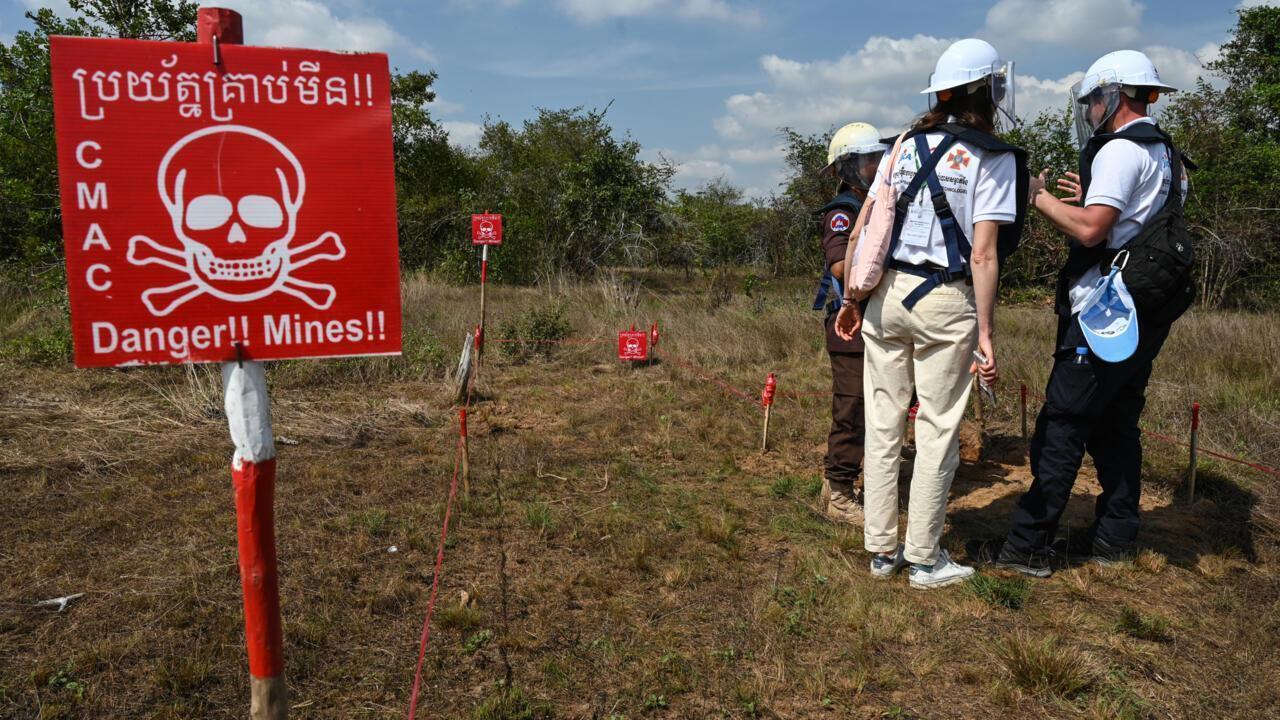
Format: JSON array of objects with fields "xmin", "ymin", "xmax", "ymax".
[{"xmin": 829, "ymin": 212, "xmax": 851, "ymax": 233}]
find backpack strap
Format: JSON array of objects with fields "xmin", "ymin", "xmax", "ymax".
[
  {"xmin": 885, "ymin": 132, "xmax": 957, "ymax": 263},
  {"xmin": 1110, "ymin": 141, "xmax": 1187, "ymax": 273},
  {"xmin": 815, "ymin": 191, "xmax": 863, "ymax": 217},
  {"xmin": 886, "ymin": 133, "xmax": 974, "ymax": 311},
  {"xmin": 812, "ymin": 271, "xmax": 845, "ymax": 313}
]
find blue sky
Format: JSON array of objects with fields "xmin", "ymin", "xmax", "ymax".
[{"xmin": 4, "ymin": 0, "xmax": 1270, "ymax": 198}]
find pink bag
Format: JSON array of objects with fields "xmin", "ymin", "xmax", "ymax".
[{"xmin": 847, "ymin": 132, "xmax": 907, "ymax": 294}]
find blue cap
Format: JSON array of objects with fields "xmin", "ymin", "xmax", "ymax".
[{"xmin": 1078, "ymin": 268, "xmax": 1139, "ymax": 362}]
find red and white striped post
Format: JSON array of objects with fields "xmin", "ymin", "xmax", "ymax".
[
  {"xmin": 1188, "ymin": 402, "xmax": 1201, "ymax": 501},
  {"xmin": 203, "ymin": 9, "xmax": 287, "ymax": 719},
  {"xmin": 475, "ymin": 212, "xmax": 491, "ymax": 379},
  {"xmin": 760, "ymin": 372, "xmax": 777, "ymax": 453}
]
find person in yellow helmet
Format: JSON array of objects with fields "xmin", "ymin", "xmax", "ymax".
[{"xmin": 814, "ymin": 122, "xmax": 887, "ymax": 526}]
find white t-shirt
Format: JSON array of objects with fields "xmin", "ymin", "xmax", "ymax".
[
  {"xmin": 1069, "ymin": 117, "xmax": 1185, "ymax": 314},
  {"xmin": 866, "ymin": 130, "xmax": 1017, "ymax": 268}
]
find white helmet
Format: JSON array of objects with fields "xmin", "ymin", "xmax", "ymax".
[
  {"xmin": 921, "ymin": 38, "xmax": 1016, "ymax": 128},
  {"xmin": 821, "ymin": 122, "xmax": 887, "ymax": 190},
  {"xmin": 1071, "ymin": 50, "xmax": 1177, "ymax": 148},
  {"xmin": 922, "ymin": 38, "xmax": 1005, "ymax": 96},
  {"xmin": 1077, "ymin": 50, "xmax": 1177, "ymax": 99}
]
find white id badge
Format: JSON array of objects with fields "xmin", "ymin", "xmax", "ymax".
[{"xmin": 899, "ymin": 197, "xmax": 936, "ymax": 248}]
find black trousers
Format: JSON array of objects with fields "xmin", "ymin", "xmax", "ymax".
[
  {"xmin": 825, "ymin": 350, "xmax": 865, "ymax": 487},
  {"xmin": 1004, "ymin": 314, "xmax": 1170, "ymax": 554}
]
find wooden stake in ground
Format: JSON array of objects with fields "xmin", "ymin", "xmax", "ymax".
[
  {"xmin": 453, "ymin": 331, "xmax": 475, "ymax": 405},
  {"xmin": 971, "ymin": 375, "xmax": 985, "ymax": 427},
  {"xmin": 1020, "ymin": 383, "xmax": 1029, "ymax": 445},
  {"xmin": 460, "ymin": 408, "xmax": 471, "ymax": 497},
  {"xmin": 476, "ymin": 243, "xmax": 489, "ymax": 377},
  {"xmin": 760, "ymin": 372, "xmax": 776, "ymax": 453},
  {"xmin": 202, "ymin": 9, "xmax": 287, "ymax": 719},
  {"xmin": 1188, "ymin": 402, "xmax": 1200, "ymax": 501}
]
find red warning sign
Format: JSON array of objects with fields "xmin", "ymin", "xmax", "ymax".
[
  {"xmin": 472, "ymin": 213, "xmax": 503, "ymax": 245},
  {"xmin": 618, "ymin": 330, "xmax": 649, "ymax": 362},
  {"xmin": 50, "ymin": 36, "xmax": 402, "ymax": 367}
]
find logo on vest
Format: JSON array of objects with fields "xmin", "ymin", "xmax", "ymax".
[
  {"xmin": 829, "ymin": 212, "xmax": 850, "ymax": 233},
  {"xmin": 946, "ymin": 147, "xmax": 971, "ymax": 171}
]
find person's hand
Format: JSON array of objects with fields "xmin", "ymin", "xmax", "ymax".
[
  {"xmin": 969, "ymin": 335, "xmax": 998, "ymax": 386},
  {"xmin": 1028, "ymin": 168, "xmax": 1048, "ymax": 206},
  {"xmin": 834, "ymin": 301, "xmax": 862, "ymax": 341},
  {"xmin": 1056, "ymin": 171, "xmax": 1082, "ymax": 204}
]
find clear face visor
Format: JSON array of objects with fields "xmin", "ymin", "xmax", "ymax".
[
  {"xmin": 992, "ymin": 63, "xmax": 1017, "ymax": 130},
  {"xmin": 833, "ymin": 150, "xmax": 884, "ymax": 190},
  {"xmin": 1071, "ymin": 75, "xmax": 1124, "ymax": 149}
]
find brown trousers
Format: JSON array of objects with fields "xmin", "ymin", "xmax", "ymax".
[{"xmin": 825, "ymin": 349, "xmax": 866, "ymax": 487}]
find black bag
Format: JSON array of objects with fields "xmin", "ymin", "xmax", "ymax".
[
  {"xmin": 1058, "ymin": 123, "xmax": 1196, "ymax": 326},
  {"xmin": 1110, "ymin": 148, "xmax": 1195, "ymax": 326}
]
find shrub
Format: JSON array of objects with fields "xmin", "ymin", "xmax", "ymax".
[{"xmin": 496, "ymin": 302, "xmax": 572, "ymax": 362}]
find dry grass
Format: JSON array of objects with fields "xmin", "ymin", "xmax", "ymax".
[{"xmin": 1, "ymin": 269, "xmax": 1278, "ymax": 718}]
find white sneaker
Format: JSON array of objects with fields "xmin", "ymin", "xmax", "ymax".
[
  {"xmin": 870, "ymin": 544, "xmax": 907, "ymax": 578},
  {"xmin": 908, "ymin": 550, "xmax": 975, "ymax": 590}
]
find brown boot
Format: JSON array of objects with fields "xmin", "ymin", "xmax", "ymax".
[{"xmin": 823, "ymin": 479, "xmax": 864, "ymax": 526}]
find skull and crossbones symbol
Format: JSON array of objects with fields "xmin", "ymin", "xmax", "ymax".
[{"xmin": 127, "ymin": 125, "xmax": 345, "ymax": 316}]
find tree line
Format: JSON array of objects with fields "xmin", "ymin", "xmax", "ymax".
[{"xmin": 2, "ymin": 2, "xmax": 1277, "ymax": 307}]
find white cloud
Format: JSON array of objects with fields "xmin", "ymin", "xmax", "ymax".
[
  {"xmin": 215, "ymin": 1, "xmax": 435, "ymax": 61},
  {"xmin": 1142, "ymin": 43, "xmax": 1222, "ymax": 94},
  {"xmin": 706, "ymin": 32, "xmax": 1130, "ymax": 197},
  {"xmin": 982, "ymin": 0, "xmax": 1142, "ymax": 52},
  {"xmin": 428, "ymin": 97, "xmax": 466, "ymax": 116},
  {"xmin": 1238, "ymin": 0, "xmax": 1279, "ymax": 8},
  {"xmin": 1013, "ymin": 70, "xmax": 1082, "ymax": 122},
  {"xmin": 554, "ymin": 0, "xmax": 762, "ymax": 27},
  {"xmin": 443, "ymin": 120, "xmax": 484, "ymax": 149},
  {"xmin": 673, "ymin": 159, "xmax": 735, "ymax": 186},
  {"xmin": 20, "ymin": 1, "xmax": 75, "ymax": 15},
  {"xmin": 644, "ymin": 145, "xmax": 738, "ymax": 190},
  {"xmin": 13, "ymin": 1, "xmax": 434, "ymax": 62},
  {"xmin": 483, "ymin": 42, "xmax": 655, "ymax": 80},
  {"xmin": 713, "ymin": 35, "xmax": 953, "ymax": 143},
  {"xmin": 728, "ymin": 145, "xmax": 783, "ymax": 164},
  {"xmin": 447, "ymin": 0, "xmax": 522, "ymax": 7}
]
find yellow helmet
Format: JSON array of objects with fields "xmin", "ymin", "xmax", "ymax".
[{"xmin": 822, "ymin": 122, "xmax": 887, "ymax": 189}]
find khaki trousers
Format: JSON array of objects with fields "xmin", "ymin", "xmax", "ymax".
[{"xmin": 862, "ymin": 269, "xmax": 977, "ymax": 565}]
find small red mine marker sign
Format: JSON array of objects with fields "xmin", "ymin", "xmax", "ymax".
[
  {"xmin": 618, "ymin": 326, "xmax": 649, "ymax": 362},
  {"xmin": 471, "ymin": 213, "xmax": 503, "ymax": 245}
]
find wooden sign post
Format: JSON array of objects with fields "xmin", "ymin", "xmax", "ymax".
[{"xmin": 471, "ymin": 212, "xmax": 502, "ymax": 377}]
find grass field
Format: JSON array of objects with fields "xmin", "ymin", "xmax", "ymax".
[{"xmin": 1, "ymin": 271, "xmax": 1278, "ymax": 719}]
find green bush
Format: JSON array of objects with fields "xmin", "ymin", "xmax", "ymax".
[
  {"xmin": 496, "ymin": 302, "xmax": 572, "ymax": 362},
  {"xmin": 1, "ymin": 321, "xmax": 72, "ymax": 366}
]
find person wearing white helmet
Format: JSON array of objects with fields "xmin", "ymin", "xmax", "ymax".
[
  {"xmin": 834, "ymin": 38, "xmax": 1029, "ymax": 589},
  {"xmin": 970, "ymin": 50, "xmax": 1194, "ymax": 577},
  {"xmin": 814, "ymin": 122, "xmax": 888, "ymax": 527}
]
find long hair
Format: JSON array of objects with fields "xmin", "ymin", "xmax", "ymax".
[{"xmin": 912, "ymin": 83, "xmax": 997, "ymax": 135}]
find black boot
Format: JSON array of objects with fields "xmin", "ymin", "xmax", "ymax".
[{"xmin": 966, "ymin": 538, "xmax": 1054, "ymax": 578}]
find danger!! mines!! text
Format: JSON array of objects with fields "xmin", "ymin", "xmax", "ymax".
[{"xmin": 90, "ymin": 311, "xmax": 387, "ymax": 360}]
